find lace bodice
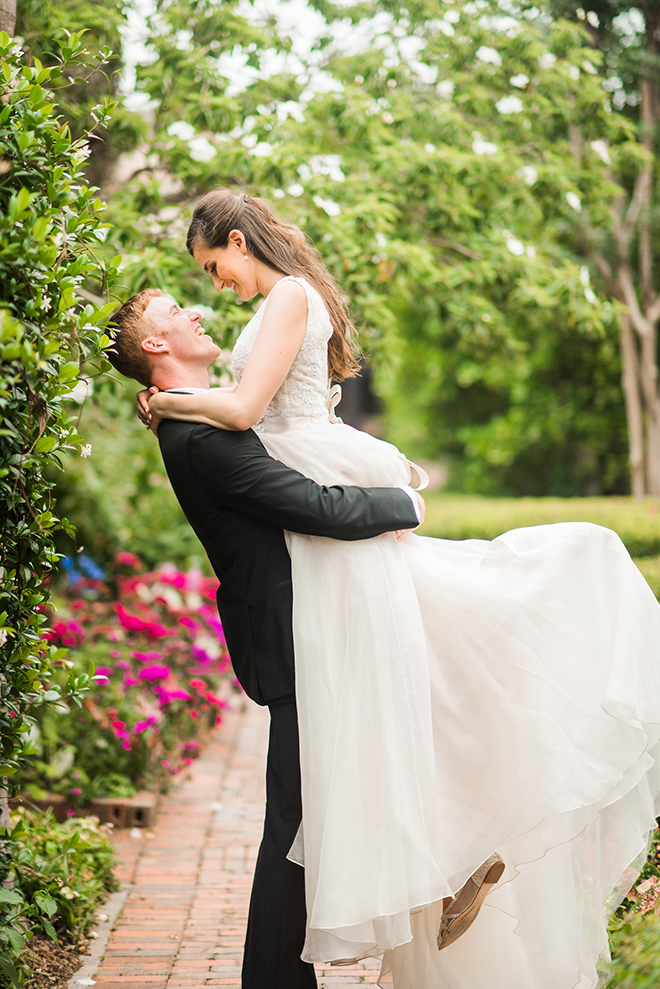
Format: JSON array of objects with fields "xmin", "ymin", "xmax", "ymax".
[{"xmin": 231, "ymin": 276, "xmax": 333, "ymax": 431}]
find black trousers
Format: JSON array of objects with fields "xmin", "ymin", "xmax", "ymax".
[{"xmin": 242, "ymin": 697, "xmax": 317, "ymax": 989}]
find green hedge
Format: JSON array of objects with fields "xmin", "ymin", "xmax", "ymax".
[{"xmin": 419, "ymin": 494, "xmax": 660, "ymax": 559}]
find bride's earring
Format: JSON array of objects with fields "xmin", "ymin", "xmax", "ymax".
[{"xmin": 244, "ymin": 253, "xmax": 248, "ymax": 261}]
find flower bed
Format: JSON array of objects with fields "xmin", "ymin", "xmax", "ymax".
[{"xmin": 15, "ymin": 554, "xmax": 239, "ymax": 808}]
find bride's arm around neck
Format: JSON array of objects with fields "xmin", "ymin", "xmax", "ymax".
[{"xmin": 150, "ymin": 279, "xmax": 307, "ymax": 431}]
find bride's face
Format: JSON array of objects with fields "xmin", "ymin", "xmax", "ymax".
[{"xmin": 193, "ymin": 239, "xmax": 257, "ymax": 302}]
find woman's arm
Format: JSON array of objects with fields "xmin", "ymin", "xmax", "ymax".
[{"xmin": 147, "ymin": 279, "xmax": 308, "ymax": 431}]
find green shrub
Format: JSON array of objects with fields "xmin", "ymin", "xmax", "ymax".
[
  {"xmin": 0, "ymin": 31, "xmax": 118, "ymax": 986},
  {"xmin": 419, "ymin": 494, "xmax": 660, "ymax": 559},
  {"xmin": 0, "ymin": 807, "xmax": 117, "ymax": 984}
]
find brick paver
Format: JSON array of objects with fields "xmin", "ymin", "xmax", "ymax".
[{"xmin": 94, "ymin": 699, "xmax": 383, "ymax": 989}]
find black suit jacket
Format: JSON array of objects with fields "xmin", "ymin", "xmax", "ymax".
[{"xmin": 158, "ymin": 420, "xmax": 418, "ymax": 705}]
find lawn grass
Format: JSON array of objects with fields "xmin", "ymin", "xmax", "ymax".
[
  {"xmin": 419, "ymin": 494, "xmax": 660, "ymax": 558},
  {"xmin": 417, "ymin": 493, "xmax": 660, "ymax": 599}
]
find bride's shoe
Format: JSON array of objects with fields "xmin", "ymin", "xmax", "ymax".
[{"xmin": 437, "ymin": 853, "xmax": 505, "ymax": 950}]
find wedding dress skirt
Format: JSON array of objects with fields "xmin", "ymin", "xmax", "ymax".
[{"xmin": 257, "ymin": 415, "xmax": 660, "ymax": 989}]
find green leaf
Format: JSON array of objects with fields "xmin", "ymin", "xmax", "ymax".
[
  {"xmin": 34, "ymin": 436, "xmax": 57, "ymax": 454},
  {"xmin": 0, "ymin": 889, "xmax": 22, "ymax": 905},
  {"xmin": 34, "ymin": 891, "xmax": 58, "ymax": 917},
  {"xmin": 0, "ymin": 954, "xmax": 19, "ymax": 986},
  {"xmin": 41, "ymin": 917, "xmax": 59, "ymax": 944}
]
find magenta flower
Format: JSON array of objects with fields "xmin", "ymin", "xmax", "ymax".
[
  {"xmin": 139, "ymin": 665, "xmax": 171, "ymax": 682},
  {"xmin": 115, "ymin": 551, "xmax": 142, "ymax": 567},
  {"xmin": 123, "ymin": 675, "xmax": 140, "ymax": 688},
  {"xmin": 69, "ymin": 788, "xmax": 83, "ymax": 795},
  {"xmin": 159, "ymin": 688, "xmax": 191, "ymax": 703},
  {"xmin": 115, "ymin": 604, "xmax": 168, "ymax": 638},
  {"xmin": 132, "ymin": 650, "xmax": 164, "ymax": 664}
]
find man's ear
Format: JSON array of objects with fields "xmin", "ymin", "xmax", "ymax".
[{"xmin": 142, "ymin": 335, "xmax": 170, "ymax": 356}]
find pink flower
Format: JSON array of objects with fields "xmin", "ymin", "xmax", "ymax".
[
  {"xmin": 121, "ymin": 739, "xmax": 131, "ymax": 751},
  {"xmin": 111, "ymin": 650, "xmax": 123, "ymax": 659},
  {"xmin": 115, "ymin": 551, "xmax": 142, "ymax": 568},
  {"xmin": 132, "ymin": 650, "xmax": 163, "ymax": 664},
  {"xmin": 67, "ymin": 809, "xmax": 76, "ymax": 817},
  {"xmin": 138, "ymin": 665, "xmax": 171, "ymax": 682},
  {"xmin": 191, "ymin": 645, "xmax": 213, "ymax": 666},
  {"xmin": 134, "ymin": 718, "xmax": 158, "ymax": 733},
  {"xmin": 178, "ymin": 615, "xmax": 198, "ymax": 630},
  {"xmin": 111, "ymin": 720, "xmax": 126, "ymax": 731},
  {"xmin": 115, "ymin": 604, "xmax": 168, "ymax": 638},
  {"xmin": 188, "ymin": 678, "xmax": 206, "ymax": 692},
  {"xmin": 159, "ymin": 688, "xmax": 192, "ymax": 704},
  {"xmin": 116, "ymin": 659, "xmax": 130, "ymax": 669},
  {"xmin": 161, "ymin": 759, "xmax": 170, "ymax": 768},
  {"xmin": 69, "ymin": 788, "xmax": 83, "ymax": 795},
  {"xmin": 123, "ymin": 675, "xmax": 140, "ymax": 688}
]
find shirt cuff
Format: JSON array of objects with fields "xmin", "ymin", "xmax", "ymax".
[{"xmin": 399, "ymin": 485, "xmax": 421, "ymax": 523}]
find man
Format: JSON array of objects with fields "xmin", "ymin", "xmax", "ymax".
[{"xmin": 107, "ymin": 289, "xmax": 423, "ymax": 989}]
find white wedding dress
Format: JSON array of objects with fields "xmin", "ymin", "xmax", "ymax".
[{"xmin": 232, "ymin": 275, "xmax": 660, "ymax": 989}]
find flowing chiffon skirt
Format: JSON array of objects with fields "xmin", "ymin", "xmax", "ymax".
[{"xmin": 257, "ymin": 415, "xmax": 660, "ymax": 989}]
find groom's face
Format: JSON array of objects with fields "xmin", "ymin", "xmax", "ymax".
[{"xmin": 142, "ymin": 297, "xmax": 221, "ymax": 366}]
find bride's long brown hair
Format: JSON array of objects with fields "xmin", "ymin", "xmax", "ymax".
[{"xmin": 186, "ymin": 189, "xmax": 360, "ymax": 381}]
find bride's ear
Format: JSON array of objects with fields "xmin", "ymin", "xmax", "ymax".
[{"xmin": 227, "ymin": 228, "xmax": 247, "ymax": 253}]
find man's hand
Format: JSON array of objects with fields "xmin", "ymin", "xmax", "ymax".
[
  {"xmin": 135, "ymin": 386, "xmax": 162, "ymax": 434},
  {"xmin": 395, "ymin": 492, "xmax": 426, "ymax": 541}
]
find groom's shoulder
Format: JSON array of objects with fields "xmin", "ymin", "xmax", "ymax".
[{"xmin": 158, "ymin": 419, "xmax": 263, "ymax": 463}]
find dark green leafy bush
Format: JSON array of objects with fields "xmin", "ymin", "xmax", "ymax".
[{"xmin": 0, "ymin": 30, "xmax": 118, "ymax": 984}]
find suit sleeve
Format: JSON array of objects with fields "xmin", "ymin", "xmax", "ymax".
[{"xmin": 186, "ymin": 424, "xmax": 418, "ymax": 540}]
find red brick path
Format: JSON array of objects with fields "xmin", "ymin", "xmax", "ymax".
[{"xmin": 94, "ymin": 700, "xmax": 382, "ymax": 988}]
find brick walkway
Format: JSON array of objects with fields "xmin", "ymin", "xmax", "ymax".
[{"xmin": 94, "ymin": 699, "xmax": 382, "ymax": 988}]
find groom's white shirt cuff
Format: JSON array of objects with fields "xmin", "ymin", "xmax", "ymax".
[{"xmin": 399, "ymin": 486, "xmax": 421, "ymax": 523}]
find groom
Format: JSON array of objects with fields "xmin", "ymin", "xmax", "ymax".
[{"xmin": 107, "ymin": 289, "xmax": 423, "ymax": 989}]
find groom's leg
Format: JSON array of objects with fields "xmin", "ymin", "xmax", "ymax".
[{"xmin": 242, "ymin": 696, "xmax": 317, "ymax": 989}]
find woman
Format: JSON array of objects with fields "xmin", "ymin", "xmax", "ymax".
[{"xmin": 142, "ymin": 189, "xmax": 660, "ymax": 989}]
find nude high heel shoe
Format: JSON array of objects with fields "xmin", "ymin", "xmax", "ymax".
[{"xmin": 437, "ymin": 853, "xmax": 505, "ymax": 950}]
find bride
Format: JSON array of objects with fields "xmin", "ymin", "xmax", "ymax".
[{"xmin": 142, "ymin": 189, "xmax": 660, "ymax": 989}]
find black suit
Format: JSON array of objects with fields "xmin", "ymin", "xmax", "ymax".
[{"xmin": 158, "ymin": 420, "xmax": 418, "ymax": 988}]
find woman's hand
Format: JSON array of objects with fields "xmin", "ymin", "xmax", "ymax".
[{"xmin": 135, "ymin": 386, "xmax": 163, "ymax": 435}]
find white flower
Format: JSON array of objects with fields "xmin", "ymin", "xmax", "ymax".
[
  {"xmin": 40, "ymin": 297, "xmax": 52, "ymax": 311},
  {"xmin": 437, "ymin": 19, "xmax": 455, "ymax": 36},
  {"xmin": 167, "ymin": 121, "xmax": 195, "ymax": 141},
  {"xmin": 313, "ymin": 196, "xmax": 341, "ymax": 217},
  {"xmin": 496, "ymin": 95, "xmax": 523, "ymax": 114},
  {"xmin": 583, "ymin": 60, "xmax": 597, "ymax": 75},
  {"xmin": 0, "ymin": 629, "xmax": 8, "ymax": 648},
  {"xmin": 272, "ymin": 189, "xmax": 285, "ymax": 198},
  {"xmin": 579, "ymin": 266, "xmax": 591, "ymax": 286},
  {"xmin": 526, "ymin": 245, "xmax": 536, "ymax": 258},
  {"xmin": 568, "ymin": 65, "xmax": 580, "ymax": 81},
  {"xmin": 382, "ymin": 111, "xmax": 394, "ymax": 124},
  {"xmin": 425, "ymin": 143, "xmax": 436, "ymax": 153},
  {"xmin": 287, "ymin": 183, "xmax": 304, "ymax": 197},
  {"xmin": 565, "ymin": 191, "xmax": 582, "ymax": 211},
  {"xmin": 506, "ymin": 237, "xmax": 525, "ymax": 256},
  {"xmin": 73, "ymin": 143, "xmax": 92, "ymax": 161},
  {"xmin": 64, "ymin": 379, "xmax": 92, "ymax": 404},
  {"xmin": 189, "ymin": 137, "xmax": 217, "ymax": 162},
  {"xmin": 476, "ymin": 46, "xmax": 502, "ymax": 67},
  {"xmin": 445, "ymin": 9, "xmax": 460, "ymax": 23},
  {"xmin": 80, "ymin": 444, "xmax": 92, "ymax": 458},
  {"xmin": 375, "ymin": 232, "xmax": 388, "ymax": 248},
  {"xmin": 584, "ymin": 287, "xmax": 596, "ymax": 303},
  {"xmin": 251, "ymin": 142, "xmax": 273, "ymax": 157},
  {"xmin": 510, "ymin": 74, "xmax": 529, "ymax": 88},
  {"xmin": 61, "ymin": 886, "xmax": 78, "ymax": 900},
  {"xmin": 437, "ymin": 79, "xmax": 455, "ymax": 99},
  {"xmin": 590, "ymin": 140, "xmax": 611, "ymax": 164},
  {"xmin": 538, "ymin": 53, "xmax": 556, "ymax": 70},
  {"xmin": 472, "ymin": 134, "xmax": 498, "ymax": 155},
  {"xmin": 518, "ymin": 165, "xmax": 538, "ymax": 185}
]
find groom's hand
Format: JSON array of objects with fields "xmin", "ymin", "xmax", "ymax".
[{"xmin": 136, "ymin": 386, "xmax": 162, "ymax": 434}]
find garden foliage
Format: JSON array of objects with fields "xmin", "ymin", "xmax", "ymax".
[
  {"xmin": 0, "ymin": 30, "xmax": 117, "ymax": 984},
  {"xmin": 17, "ymin": 554, "xmax": 236, "ymax": 805}
]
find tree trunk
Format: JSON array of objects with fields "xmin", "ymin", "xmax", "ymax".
[
  {"xmin": 620, "ymin": 313, "xmax": 646, "ymax": 498},
  {"xmin": 0, "ymin": 0, "xmax": 15, "ymax": 37}
]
